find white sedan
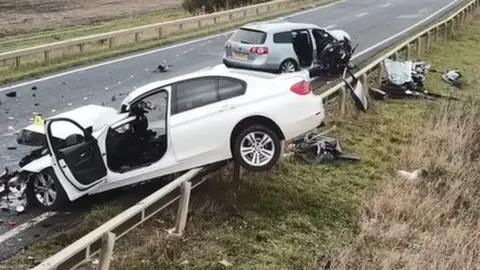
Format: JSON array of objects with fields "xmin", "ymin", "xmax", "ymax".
[{"xmin": 14, "ymin": 64, "xmax": 325, "ymax": 210}]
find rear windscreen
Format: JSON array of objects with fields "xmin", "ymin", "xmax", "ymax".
[{"xmin": 230, "ymin": 28, "xmax": 267, "ymax": 44}]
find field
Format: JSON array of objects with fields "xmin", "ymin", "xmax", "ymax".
[{"xmin": 0, "ymin": 0, "xmax": 182, "ymax": 37}]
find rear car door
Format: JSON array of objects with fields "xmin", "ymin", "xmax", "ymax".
[
  {"xmin": 45, "ymin": 118, "xmax": 107, "ymax": 196},
  {"xmin": 169, "ymin": 76, "xmax": 247, "ymax": 163}
]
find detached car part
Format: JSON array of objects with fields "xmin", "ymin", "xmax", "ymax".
[{"xmin": 289, "ymin": 132, "xmax": 360, "ymax": 164}]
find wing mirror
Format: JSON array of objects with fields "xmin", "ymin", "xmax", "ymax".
[{"xmin": 85, "ymin": 126, "xmax": 93, "ymax": 134}]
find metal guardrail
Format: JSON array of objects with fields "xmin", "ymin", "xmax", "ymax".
[
  {"xmin": 0, "ymin": 0, "xmax": 331, "ymax": 69},
  {"xmin": 30, "ymin": 0, "xmax": 479, "ymax": 269},
  {"xmin": 320, "ymin": 0, "xmax": 479, "ymax": 114}
]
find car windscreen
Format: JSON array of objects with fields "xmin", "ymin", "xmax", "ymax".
[{"xmin": 230, "ymin": 28, "xmax": 267, "ymax": 44}]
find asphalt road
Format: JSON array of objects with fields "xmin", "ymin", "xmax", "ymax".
[{"xmin": 0, "ymin": 0, "xmax": 465, "ymax": 264}]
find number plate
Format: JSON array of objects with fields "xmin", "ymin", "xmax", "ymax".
[{"xmin": 233, "ymin": 51, "xmax": 249, "ymax": 60}]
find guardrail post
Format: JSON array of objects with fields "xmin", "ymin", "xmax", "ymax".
[
  {"xmin": 15, "ymin": 56, "xmax": 21, "ymax": 67},
  {"xmin": 158, "ymin": 28, "xmax": 163, "ymax": 38},
  {"xmin": 99, "ymin": 232, "xmax": 116, "ymax": 270},
  {"xmin": 172, "ymin": 181, "xmax": 192, "ymax": 236},
  {"xmin": 426, "ymin": 32, "xmax": 431, "ymax": 50},
  {"xmin": 415, "ymin": 37, "xmax": 422, "ymax": 58},
  {"xmin": 179, "ymin": 23, "xmax": 184, "ymax": 32},
  {"xmin": 434, "ymin": 26, "xmax": 439, "ymax": 42},
  {"xmin": 108, "ymin": 38, "xmax": 114, "ymax": 49},
  {"xmin": 44, "ymin": 50, "xmax": 50, "ymax": 62},
  {"xmin": 376, "ymin": 63, "xmax": 384, "ymax": 88},
  {"xmin": 392, "ymin": 52, "xmax": 399, "ymax": 61},
  {"xmin": 406, "ymin": 44, "xmax": 411, "ymax": 59},
  {"xmin": 338, "ymin": 87, "xmax": 346, "ymax": 115}
]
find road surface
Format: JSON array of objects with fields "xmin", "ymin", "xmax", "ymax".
[{"xmin": 0, "ymin": 0, "xmax": 465, "ymax": 263}]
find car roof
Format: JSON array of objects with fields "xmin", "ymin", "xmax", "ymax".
[
  {"xmin": 241, "ymin": 21, "xmax": 321, "ymax": 33},
  {"xmin": 123, "ymin": 65, "xmax": 280, "ymax": 104}
]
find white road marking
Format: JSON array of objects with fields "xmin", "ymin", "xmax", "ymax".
[
  {"xmin": 0, "ymin": 0, "xmax": 345, "ymax": 93},
  {"xmin": 0, "ymin": 212, "xmax": 57, "ymax": 244},
  {"xmin": 357, "ymin": 12, "xmax": 368, "ymax": 17},
  {"xmin": 382, "ymin": 3, "xmax": 392, "ymax": 8},
  {"xmin": 352, "ymin": 0, "xmax": 460, "ymax": 60},
  {"xmin": 325, "ymin": 24, "xmax": 337, "ymax": 29}
]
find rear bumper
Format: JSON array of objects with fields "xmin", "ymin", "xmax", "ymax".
[{"xmin": 223, "ymin": 58, "xmax": 279, "ymax": 73}]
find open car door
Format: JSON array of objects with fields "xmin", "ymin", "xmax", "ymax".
[{"xmin": 45, "ymin": 118, "xmax": 107, "ymax": 197}]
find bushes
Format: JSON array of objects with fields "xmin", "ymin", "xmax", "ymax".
[{"xmin": 181, "ymin": 0, "xmax": 271, "ymax": 15}]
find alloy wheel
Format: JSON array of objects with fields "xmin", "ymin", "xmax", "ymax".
[
  {"xmin": 240, "ymin": 131, "xmax": 276, "ymax": 167},
  {"xmin": 32, "ymin": 172, "xmax": 57, "ymax": 207}
]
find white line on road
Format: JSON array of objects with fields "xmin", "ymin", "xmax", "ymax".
[
  {"xmin": 325, "ymin": 24, "xmax": 337, "ymax": 29},
  {"xmin": 382, "ymin": 3, "xmax": 392, "ymax": 8},
  {"xmin": 0, "ymin": 211, "xmax": 57, "ymax": 244},
  {"xmin": 352, "ymin": 0, "xmax": 460, "ymax": 60},
  {"xmin": 0, "ymin": 0, "xmax": 345, "ymax": 93},
  {"xmin": 357, "ymin": 12, "xmax": 368, "ymax": 17}
]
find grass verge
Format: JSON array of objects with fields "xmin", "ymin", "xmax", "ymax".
[
  {"xmin": 0, "ymin": 0, "xmax": 337, "ymax": 86},
  {"xmin": 0, "ymin": 8, "xmax": 187, "ymax": 52},
  {"xmin": 329, "ymin": 17, "xmax": 480, "ymax": 270}
]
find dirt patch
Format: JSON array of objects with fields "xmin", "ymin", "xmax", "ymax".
[{"xmin": 0, "ymin": 0, "xmax": 182, "ymax": 37}]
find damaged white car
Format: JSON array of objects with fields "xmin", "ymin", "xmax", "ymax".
[{"xmin": 11, "ymin": 65, "xmax": 325, "ymax": 210}]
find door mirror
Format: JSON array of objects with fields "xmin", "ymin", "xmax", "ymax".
[{"xmin": 85, "ymin": 126, "xmax": 93, "ymax": 134}]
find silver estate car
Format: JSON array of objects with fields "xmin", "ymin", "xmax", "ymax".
[{"xmin": 222, "ymin": 21, "xmax": 352, "ymax": 74}]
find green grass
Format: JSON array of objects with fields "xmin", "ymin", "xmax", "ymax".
[
  {"xmin": 0, "ymin": 0, "xmax": 336, "ymax": 86},
  {"xmin": 0, "ymin": 8, "xmax": 187, "ymax": 52}
]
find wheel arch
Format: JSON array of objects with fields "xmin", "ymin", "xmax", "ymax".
[{"xmin": 229, "ymin": 115, "xmax": 285, "ymax": 155}]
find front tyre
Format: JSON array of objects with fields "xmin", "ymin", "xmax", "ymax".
[
  {"xmin": 26, "ymin": 168, "xmax": 69, "ymax": 211},
  {"xmin": 233, "ymin": 125, "xmax": 281, "ymax": 172}
]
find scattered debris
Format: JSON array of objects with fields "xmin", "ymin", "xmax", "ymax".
[
  {"xmin": 8, "ymin": 220, "xmax": 17, "ymax": 226},
  {"xmin": 34, "ymin": 103, "xmax": 40, "ymax": 106},
  {"xmin": 84, "ymin": 97, "xmax": 88, "ymax": 100},
  {"xmin": 433, "ymin": 69, "xmax": 463, "ymax": 88},
  {"xmin": 68, "ymin": 103, "xmax": 73, "ymax": 106},
  {"xmin": 7, "ymin": 147, "xmax": 17, "ymax": 150},
  {"xmin": 218, "ymin": 259, "xmax": 233, "ymax": 267},
  {"xmin": 6, "ymin": 91, "xmax": 16, "ymax": 98},
  {"xmin": 152, "ymin": 63, "xmax": 173, "ymax": 73},
  {"xmin": 397, "ymin": 168, "xmax": 427, "ymax": 183},
  {"xmin": 372, "ymin": 59, "xmax": 459, "ymax": 100},
  {"xmin": 62, "ymin": 82, "xmax": 67, "ymax": 85},
  {"xmin": 32, "ymin": 93, "xmax": 36, "ymax": 97},
  {"xmin": 118, "ymin": 92, "xmax": 125, "ymax": 96},
  {"xmin": 179, "ymin": 260, "xmax": 189, "ymax": 265},
  {"xmin": 31, "ymin": 86, "xmax": 37, "ymax": 90},
  {"xmin": 288, "ymin": 132, "xmax": 360, "ymax": 164},
  {"xmin": 111, "ymin": 95, "xmax": 116, "ymax": 101}
]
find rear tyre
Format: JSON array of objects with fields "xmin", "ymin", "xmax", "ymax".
[
  {"xmin": 233, "ymin": 125, "xmax": 281, "ymax": 172},
  {"xmin": 26, "ymin": 168, "xmax": 69, "ymax": 211},
  {"xmin": 279, "ymin": 59, "xmax": 298, "ymax": 73}
]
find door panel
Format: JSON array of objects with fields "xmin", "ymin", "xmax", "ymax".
[
  {"xmin": 46, "ymin": 118, "xmax": 107, "ymax": 191},
  {"xmin": 57, "ymin": 140, "xmax": 107, "ymax": 186}
]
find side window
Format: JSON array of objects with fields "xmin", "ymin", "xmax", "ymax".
[
  {"xmin": 273, "ymin": 31, "xmax": 292, "ymax": 44},
  {"xmin": 218, "ymin": 78, "xmax": 246, "ymax": 100},
  {"xmin": 131, "ymin": 90, "xmax": 168, "ymax": 136},
  {"xmin": 174, "ymin": 78, "xmax": 218, "ymax": 114}
]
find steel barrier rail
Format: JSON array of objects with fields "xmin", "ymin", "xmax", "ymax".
[
  {"xmin": 29, "ymin": 1, "xmax": 480, "ymax": 268},
  {"xmin": 31, "ymin": 162, "xmax": 227, "ymax": 270},
  {"xmin": 0, "ymin": 0, "xmax": 333, "ymax": 69}
]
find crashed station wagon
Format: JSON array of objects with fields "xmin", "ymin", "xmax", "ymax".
[{"xmin": 11, "ymin": 65, "xmax": 325, "ymax": 210}]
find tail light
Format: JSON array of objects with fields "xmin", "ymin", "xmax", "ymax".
[
  {"xmin": 250, "ymin": 46, "xmax": 269, "ymax": 55},
  {"xmin": 225, "ymin": 41, "xmax": 232, "ymax": 49},
  {"xmin": 290, "ymin": 80, "xmax": 312, "ymax": 95}
]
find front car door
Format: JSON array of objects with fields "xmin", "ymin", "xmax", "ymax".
[{"xmin": 45, "ymin": 118, "xmax": 107, "ymax": 200}]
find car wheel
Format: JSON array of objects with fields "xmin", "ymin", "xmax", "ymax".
[
  {"xmin": 233, "ymin": 125, "xmax": 281, "ymax": 172},
  {"xmin": 279, "ymin": 59, "xmax": 298, "ymax": 73},
  {"xmin": 26, "ymin": 168, "xmax": 69, "ymax": 211}
]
